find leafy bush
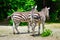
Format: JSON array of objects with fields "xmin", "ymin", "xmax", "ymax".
[
  {"xmin": 7, "ymin": 0, "xmax": 35, "ymax": 25},
  {"xmin": 41, "ymin": 29, "xmax": 52, "ymax": 37},
  {"xmin": 20, "ymin": 22, "xmax": 28, "ymax": 26}
]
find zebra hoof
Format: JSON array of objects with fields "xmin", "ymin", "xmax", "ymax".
[
  {"xmin": 13, "ymin": 32, "xmax": 16, "ymax": 34},
  {"xmin": 31, "ymin": 34, "xmax": 35, "ymax": 36},
  {"xmin": 17, "ymin": 32, "xmax": 20, "ymax": 34},
  {"xmin": 28, "ymin": 31, "xmax": 30, "ymax": 33}
]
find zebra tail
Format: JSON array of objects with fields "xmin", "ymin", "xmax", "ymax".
[{"xmin": 7, "ymin": 15, "xmax": 12, "ymax": 20}]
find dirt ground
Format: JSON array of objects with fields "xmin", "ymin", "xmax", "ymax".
[{"xmin": 0, "ymin": 23, "xmax": 60, "ymax": 40}]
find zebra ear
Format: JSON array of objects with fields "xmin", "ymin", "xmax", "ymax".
[
  {"xmin": 31, "ymin": 5, "xmax": 37, "ymax": 9},
  {"xmin": 48, "ymin": 7, "xmax": 50, "ymax": 9},
  {"xmin": 35, "ymin": 5, "xmax": 37, "ymax": 9}
]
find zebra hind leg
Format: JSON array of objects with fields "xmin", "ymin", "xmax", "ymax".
[
  {"xmin": 12, "ymin": 22, "xmax": 16, "ymax": 34},
  {"xmin": 15, "ymin": 22, "xmax": 20, "ymax": 34}
]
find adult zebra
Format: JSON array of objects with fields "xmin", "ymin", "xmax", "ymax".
[
  {"xmin": 7, "ymin": 6, "xmax": 37, "ymax": 34},
  {"xmin": 31, "ymin": 6, "xmax": 50, "ymax": 35}
]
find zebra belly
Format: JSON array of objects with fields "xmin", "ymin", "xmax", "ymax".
[{"xmin": 13, "ymin": 17, "xmax": 30, "ymax": 23}]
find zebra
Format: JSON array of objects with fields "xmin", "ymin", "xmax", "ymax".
[
  {"xmin": 31, "ymin": 6, "xmax": 50, "ymax": 35},
  {"xmin": 7, "ymin": 6, "xmax": 37, "ymax": 34}
]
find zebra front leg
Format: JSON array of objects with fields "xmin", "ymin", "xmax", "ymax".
[
  {"xmin": 42, "ymin": 21, "xmax": 45, "ymax": 33},
  {"xmin": 38, "ymin": 21, "xmax": 40, "ymax": 35},
  {"xmin": 28, "ymin": 26, "xmax": 30, "ymax": 33},
  {"xmin": 32, "ymin": 27, "xmax": 35, "ymax": 36},
  {"xmin": 40, "ymin": 22, "xmax": 45, "ymax": 34},
  {"xmin": 28, "ymin": 22, "xmax": 30, "ymax": 33}
]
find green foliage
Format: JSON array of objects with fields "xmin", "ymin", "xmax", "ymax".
[
  {"xmin": 17, "ymin": 0, "xmax": 35, "ymax": 12},
  {"xmin": 49, "ymin": 10, "xmax": 60, "ymax": 22},
  {"xmin": 0, "ymin": 0, "xmax": 17, "ymax": 20},
  {"xmin": 41, "ymin": 29, "xmax": 52, "ymax": 37},
  {"xmin": 0, "ymin": 0, "xmax": 35, "ymax": 20},
  {"xmin": 50, "ymin": 13, "xmax": 56, "ymax": 21},
  {"xmin": 20, "ymin": 22, "xmax": 28, "ymax": 26},
  {"xmin": 52, "ymin": 0, "xmax": 56, "ymax": 2},
  {"xmin": 7, "ymin": 0, "xmax": 35, "ymax": 25},
  {"xmin": 0, "ymin": 0, "xmax": 60, "ymax": 24}
]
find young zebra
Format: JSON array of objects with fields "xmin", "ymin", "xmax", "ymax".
[
  {"xmin": 31, "ymin": 6, "xmax": 50, "ymax": 35},
  {"xmin": 7, "ymin": 6, "xmax": 37, "ymax": 34}
]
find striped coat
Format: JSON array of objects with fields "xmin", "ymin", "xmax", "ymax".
[{"xmin": 8, "ymin": 6, "xmax": 37, "ymax": 34}]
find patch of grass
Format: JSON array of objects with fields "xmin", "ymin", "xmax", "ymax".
[{"xmin": 41, "ymin": 29, "xmax": 52, "ymax": 37}]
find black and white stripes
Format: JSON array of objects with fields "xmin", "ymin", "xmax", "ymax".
[{"xmin": 9, "ymin": 5, "xmax": 37, "ymax": 34}]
